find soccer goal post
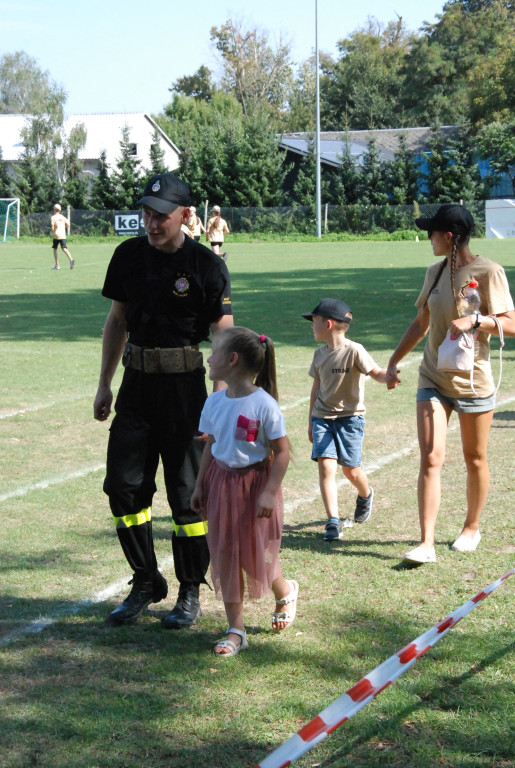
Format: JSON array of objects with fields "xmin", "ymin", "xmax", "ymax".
[{"xmin": 1, "ymin": 198, "xmax": 20, "ymax": 241}]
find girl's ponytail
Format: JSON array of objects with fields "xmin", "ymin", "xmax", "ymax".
[{"xmin": 255, "ymin": 334, "xmax": 278, "ymax": 402}]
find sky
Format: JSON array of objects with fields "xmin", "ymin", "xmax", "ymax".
[{"xmin": 2, "ymin": 0, "xmax": 447, "ymax": 116}]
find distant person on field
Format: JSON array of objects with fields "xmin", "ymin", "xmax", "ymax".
[
  {"xmin": 50, "ymin": 204, "xmax": 74, "ymax": 269},
  {"xmin": 303, "ymin": 298, "xmax": 390, "ymax": 541},
  {"xmin": 186, "ymin": 206, "xmax": 206, "ymax": 241},
  {"xmin": 206, "ymin": 205, "xmax": 229, "ymax": 260}
]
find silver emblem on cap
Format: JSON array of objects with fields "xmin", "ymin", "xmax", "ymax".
[{"xmin": 152, "ymin": 180, "xmax": 161, "ymax": 192}]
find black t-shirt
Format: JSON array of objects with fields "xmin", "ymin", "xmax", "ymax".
[{"xmin": 102, "ymin": 236, "xmax": 232, "ymax": 347}]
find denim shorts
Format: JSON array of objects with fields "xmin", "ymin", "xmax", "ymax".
[
  {"xmin": 416, "ymin": 387, "xmax": 496, "ymax": 413},
  {"xmin": 311, "ymin": 415, "xmax": 365, "ymax": 467}
]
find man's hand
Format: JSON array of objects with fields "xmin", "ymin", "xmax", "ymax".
[{"xmin": 94, "ymin": 385, "xmax": 113, "ymax": 421}]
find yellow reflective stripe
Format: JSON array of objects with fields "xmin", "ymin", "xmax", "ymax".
[
  {"xmin": 115, "ymin": 507, "xmax": 152, "ymax": 529},
  {"xmin": 172, "ymin": 520, "xmax": 208, "ymax": 537}
]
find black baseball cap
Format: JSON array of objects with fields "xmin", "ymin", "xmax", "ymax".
[
  {"xmin": 415, "ymin": 204, "xmax": 474, "ymax": 236},
  {"xmin": 302, "ymin": 298, "xmax": 352, "ymax": 324},
  {"xmin": 136, "ymin": 173, "xmax": 191, "ymax": 214}
]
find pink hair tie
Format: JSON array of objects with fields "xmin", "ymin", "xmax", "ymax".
[{"xmin": 259, "ymin": 334, "xmax": 266, "ymax": 343}]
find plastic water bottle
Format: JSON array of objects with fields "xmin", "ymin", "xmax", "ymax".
[{"xmin": 462, "ymin": 281, "xmax": 481, "ymax": 357}]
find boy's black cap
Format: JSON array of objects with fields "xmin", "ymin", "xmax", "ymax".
[
  {"xmin": 302, "ymin": 298, "xmax": 352, "ymax": 324},
  {"xmin": 415, "ymin": 204, "xmax": 474, "ymax": 235},
  {"xmin": 136, "ymin": 173, "xmax": 191, "ymax": 214}
]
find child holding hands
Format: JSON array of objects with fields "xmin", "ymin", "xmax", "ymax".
[
  {"xmin": 191, "ymin": 326, "xmax": 298, "ymax": 657},
  {"xmin": 303, "ymin": 298, "xmax": 391, "ymax": 540}
]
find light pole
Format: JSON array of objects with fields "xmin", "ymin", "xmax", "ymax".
[{"xmin": 315, "ymin": 0, "xmax": 321, "ymax": 238}]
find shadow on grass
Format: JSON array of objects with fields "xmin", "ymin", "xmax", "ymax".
[
  {"xmin": 0, "ymin": 265, "xmax": 443, "ymax": 350},
  {"xmin": 1, "ymin": 599, "xmax": 513, "ymax": 768}
]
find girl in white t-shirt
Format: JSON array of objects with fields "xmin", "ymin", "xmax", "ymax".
[{"xmin": 191, "ymin": 326, "xmax": 298, "ymax": 657}]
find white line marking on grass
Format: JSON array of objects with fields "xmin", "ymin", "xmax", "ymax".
[
  {"xmin": 0, "ymin": 394, "xmax": 90, "ymax": 419},
  {"xmin": 0, "ymin": 557, "xmax": 174, "ymax": 647},
  {"xmin": 0, "ymin": 463, "xmax": 106, "ymax": 502}
]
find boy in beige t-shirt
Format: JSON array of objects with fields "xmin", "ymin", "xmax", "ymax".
[
  {"xmin": 303, "ymin": 298, "xmax": 390, "ymax": 541},
  {"xmin": 50, "ymin": 204, "xmax": 74, "ymax": 269}
]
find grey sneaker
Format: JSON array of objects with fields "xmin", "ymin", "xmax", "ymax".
[
  {"xmin": 323, "ymin": 519, "xmax": 343, "ymax": 541},
  {"xmin": 354, "ymin": 487, "xmax": 374, "ymax": 523}
]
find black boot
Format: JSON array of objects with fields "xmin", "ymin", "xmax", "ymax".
[
  {"xmin": 109, "ymin": 570, "xmax": 168, "ymax": 625},
  {"xmin": 161, "ymin": 584, "xmax": 202, "ymax": 629}
]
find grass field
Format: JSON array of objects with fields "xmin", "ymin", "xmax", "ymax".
[{"xmin": 1, "ymin": 237, "xmax": 514, "ymax": 768}]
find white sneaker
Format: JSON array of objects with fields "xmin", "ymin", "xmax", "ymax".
[
  {"xmin": 451, "ymin": 530, "xmax": 481, "ymax": 552},
  {"xmin": 52, "ymin": 265, "xmax": 60, "ymax": 269},
  {"xmin": 402, "ymin": 545, "xmax": 436, "ymax": 563}
]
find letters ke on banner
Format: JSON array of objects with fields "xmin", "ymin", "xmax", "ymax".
[{"xmin": 115, "ymin": 212, "xmax": 145, "ymax": 236}]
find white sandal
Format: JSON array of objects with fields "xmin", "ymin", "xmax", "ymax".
[
  {"xmin": 214, "ymin": 627, "xmax": 248, "ymax": 657},
  {"xmin": 272, "ymin": 579, "xmax": 299, "ymax": 631}
]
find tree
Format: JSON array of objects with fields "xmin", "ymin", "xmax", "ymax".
[
  {"xmin": 282, "ymin": 57, "xmax": 317, "ymax": 133},
  {"xmin": 232, "ymin": 109, "xmax": 286, "ymax": 206},
  {"xmin": 358, "ymin": 137, "xmax": 389, "ymax": 204},
  {"xmin": 387, "ymin": 133, "xmax": 420, "ymax": 204},
  {"xmin": 477, "ymin": 120, "xmax": 515, "ymax": 195},
  {"xmin": 0, "ymin": 51, "xmax": 67, "ymax": 116},
  {"xmin": 90, "ymin": 150, "xmax": 117, "ymax": 210},
  {"xmin": 401, "ymin": 0, "xmax": 514, "ymax": 126},
  {"xmin": 110, "ymin": 125, "xmax": 145, "ymax": 209},
  {"xmin": 321, "ymin": 18, "xmax": 412, "ymax": 130},
  {"xmin": 327, "ymin": 132, "xmax": 361, "ymax": 204},
  {"xmin": 0, "ymin": 148, "xmax": 13, "ymax": 198},
  {"xmin": 169, "ymin": 65, "xmax": 215, "ymax": 101},
  {"xmin": 61, "ymin": 123, "xmax": 89, "ymax": 209},
  {"xmin": 147, "ymin": 128, "xmax": 169, "ymax": 177},
  {"xmin": 12, "ymin": 149, "xmax": 61, "ymax": 213},
  {"xmin": 210, "ymin": 19, "xmax": 293, "ymax": 118},
  {"xmin": 422, "ymin": 123, "xmax": 483, "ymax": 202}
]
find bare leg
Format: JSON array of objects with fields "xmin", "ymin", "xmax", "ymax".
[
  {"xmin": 62, "ymin": 246, "xmax": 73, "ymax": 264},
  {"xmin": 53, "ymin": 247, "xmax": 59, "ymax": 267},
  {"xmin": 458, "ymin": 409, "xmax": 493, "ymax": 538},
  {"xmin": 211, "ymin": 243, "xmax": 220, "ymax": 255},
  {"xmin": 416, "ymin": 398, "xmax": 452, "ymax": 548},
  {"xmin": 342, "ymin": 465, "xmax": 369, "ymax": 497},
  {"xmin": 318, "ymin": 458, "xmax": 339, "ymax": 519}
]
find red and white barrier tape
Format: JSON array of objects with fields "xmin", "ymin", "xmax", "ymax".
[{"xmin": 256, "ymin": 568, "xmax": 514, "ymax": 768}]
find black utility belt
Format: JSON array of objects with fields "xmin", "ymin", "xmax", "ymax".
[{"xmin": 122, "ymin": 343, "xmax": 203, "ymax": 374}]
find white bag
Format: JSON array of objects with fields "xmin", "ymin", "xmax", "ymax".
[
  {"xmin": 437, "ymin": 316, "xmax": 504, "ymax": 396},
  {"xmin": 437, "ymin": 330, "xmax": 474, "ymax": 372}
]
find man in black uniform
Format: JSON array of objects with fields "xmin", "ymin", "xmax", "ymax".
[{"xmin": 94, "ymin": 173, "xmax": 233, "ymax": 627}]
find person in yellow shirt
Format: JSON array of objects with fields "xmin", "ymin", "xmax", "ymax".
[
  {"xmin": 206, "ymin": 205, "xmax": 229, "ymax": 260},
  {"xmin": 50, "ymin": 204, "xmax": 74, "ymax": 269},
  {"xmin": 186, "ymin": 206, "xmax": 206, "ymax": 241}
]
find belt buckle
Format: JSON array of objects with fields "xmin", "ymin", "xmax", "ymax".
[{"xmin": 122, "ymin": 343, "xmax": 131, "ymax": 368}]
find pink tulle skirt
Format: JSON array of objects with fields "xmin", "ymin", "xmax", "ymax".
[{"xmin": 205, "ymin": 458, "xmax": 283, "ymax": 603}]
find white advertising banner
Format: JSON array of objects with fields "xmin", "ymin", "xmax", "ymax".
[{"xmin": 485, "ymin": 199, "xmax": 515, "ymax": 239}]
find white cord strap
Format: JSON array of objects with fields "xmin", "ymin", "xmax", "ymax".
[{"xmin": 487, "ymin": 315, "xmax": 504, "ymax": 395}]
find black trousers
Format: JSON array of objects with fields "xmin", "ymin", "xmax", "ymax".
[{"xmin": 103, "ymin": 367, "xmax": 210, "ymax": 586}]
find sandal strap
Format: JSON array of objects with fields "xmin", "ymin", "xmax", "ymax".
[
  {"xmin": 216, "ymin": 639, "xmax": 238, "ymax": 652},
  {"xmin": 226, "ymin": 626, "xmax": 246, "ymax": 640},
  {"xmin": 275, "ymin": 580, "xmax": 297, "ymax": 606}
]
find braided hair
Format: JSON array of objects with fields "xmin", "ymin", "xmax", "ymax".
[{"xmin": 423, "ymin": 232, "xmax": 471, "ymax": 309}]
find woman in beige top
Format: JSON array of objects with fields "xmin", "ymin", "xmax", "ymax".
[
  {"xmin": 206, "ymin": 205, "xmax": 229, "ymax": 259},
  {"xmin": 386, "ymin": 204, "xmax": 515, "ymax": 564}
]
